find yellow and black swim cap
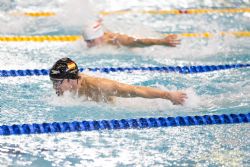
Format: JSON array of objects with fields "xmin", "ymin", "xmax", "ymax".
[{"xmin": 49, "ymin": 57, "xmax": 79, "ymax": 80}]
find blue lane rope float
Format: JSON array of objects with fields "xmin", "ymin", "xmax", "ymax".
[
  {"xmin": 0, "ymin": 64, "xmax": 249, "ymax": 77},
  {"xmin": 0, "ymin": 113, "xmax": 249, "ymax": 136}
]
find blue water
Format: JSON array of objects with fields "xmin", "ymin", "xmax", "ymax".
[{"xmin": 0, "ymin": 0, "xmax": 249, "ymax": 166}]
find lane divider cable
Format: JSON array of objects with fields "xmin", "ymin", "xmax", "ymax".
[
  {"xmin": 0, "ymin": 112, "xmax": 249, "ymax": 136},
  {"xmin": 16, "ymin": 8, "xmax": 250, "ymax": 17},
  {"xmin": 1, "ymin": 64, "xmax": 249, "ymax": 77},
  {"xmin": 0, "ymin": 31, "xmax": 250, "ymax": 42}
]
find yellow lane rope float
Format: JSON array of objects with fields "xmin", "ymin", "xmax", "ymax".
[
  {"xmin": 0, "ymin": 35, "xmax": 81, "ymax": 42},
  {"xmin": 20, "ymin": 8, "xmax": 250, "ymax": 17},
  {"xmin": 0, "ymin": 32, "xmax": 249, "ymax": 42},
  {"xmin": 101, "ymin": 8, "xmax": 250, "ymax": 15},
  {"xmin": 23, "ymin": 12, "xmax": 56, "ymax": 17},
  {"xmin": 173, "ymin": 32, "xmax": 250, "ymax": 38}
]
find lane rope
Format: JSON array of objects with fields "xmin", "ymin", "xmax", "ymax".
[
  {"xmin": 1, "ymin": 64, "xmax": 249, "ymax": 78},
  {"xmin": 18, "ymin": 8, "xmax": 250, "ymax": 17},
  {"xmin": 0, "ymin": 35, "xmax": 81, "ymax": 42},
  {"xmin": 0, "ymin": 113, "xmax": 249, "ymax": 136},
  {"xmin": 101, "ymin": 8, "xmax": 250, "ymax": 15},
  {"xmin": 0, "ymin": 31, "xmax": 249, "ymax": 42}
]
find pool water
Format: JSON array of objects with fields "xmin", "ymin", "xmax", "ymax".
[{"xmin": 0, "ymin": 0, "xmax": 249, "ymax": 166}]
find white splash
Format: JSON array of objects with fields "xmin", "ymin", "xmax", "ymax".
[{"xmin": 183, "ymin": 88, "xmax": 202, "ymax": 109}]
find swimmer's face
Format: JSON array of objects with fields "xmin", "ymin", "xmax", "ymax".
[
  {"xmin": 85, "ymin": 36, "xmax": 104, "ymax": 48},
  {"xmin": 51, "ymin": 79, "xmax": 75, "ymax": 96},
  {"xmin": 51, "ymin": 79, "xmax": 64, "ymax": 96}
]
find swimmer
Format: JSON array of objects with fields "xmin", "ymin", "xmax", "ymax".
[
  {"xmin": 82, "ymin": 18, "xmax": 180, "ymax": 48},
  {"xmin": 49, "ymin": 58, "xmax": 187, "ymax": 105}
]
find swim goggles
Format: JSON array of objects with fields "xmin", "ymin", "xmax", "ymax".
[{"xmin": 51, "ymin": 78, "xmax": 64, "ymax": 88}]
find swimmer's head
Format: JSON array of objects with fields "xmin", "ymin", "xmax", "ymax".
[
  {"xmin": 50, "ymin": 58, "xmax": 79, "ymax": 96},
  {"xmin": 82, "ymin": 18, "xmax": 104, "ymax": 47},
  {"xmin": 49, "ymin": 57, "xmax": 79, "ymax": 80}
]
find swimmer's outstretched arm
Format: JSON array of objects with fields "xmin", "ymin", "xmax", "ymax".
[
  {"xmin": 103, "ymin": 32, "xmax": 180, "ymax": 47},
  {"xmin": 90, "ymin": 77, "xmax": 187, "ymax": 105}
]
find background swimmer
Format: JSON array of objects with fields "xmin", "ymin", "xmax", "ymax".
[{"xmin": 82, "ymin": 18, "xmax": 180, "ymax": 48}]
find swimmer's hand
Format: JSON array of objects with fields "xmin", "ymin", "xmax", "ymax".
[
  {"xmin": 162, "ymin": 34, "xmax": 181, "ymax": 47},
  {"xmin": 168, "ymin": 91, "xmax": 187, "ymax": 105}
]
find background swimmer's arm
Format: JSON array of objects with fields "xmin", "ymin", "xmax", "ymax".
[
  {"xmin": 94, "ymin": 78, "xmax": 187, "ymax": 105},
  {"xmin": 103, "ymin": 32, "xmax": 180, "ymax": 47}
]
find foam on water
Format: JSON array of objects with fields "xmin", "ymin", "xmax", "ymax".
[
  {"xmin": 182, "ymin": 88, "xmax": 202, "ymax": 109},
  {"xmin": 47, "ymin": 91, "xmax": 90, "ymax": 107}
]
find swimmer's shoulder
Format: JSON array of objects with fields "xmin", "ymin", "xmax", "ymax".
[{"xmin": 79, "ymin": 74, "xmax": 104, "ymax": 86}]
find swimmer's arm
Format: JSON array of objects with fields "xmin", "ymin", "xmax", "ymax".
[
  {"xmin": 103, "ymin": 32, "xmax": 180, "ymax": 47},
  {"xmin": 96, "ymin": 78, "xmax": 187, "ymax": 105},
  {"xmin": 116, "ymin": 84, "xmax": 187, "ymax": 105}
]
